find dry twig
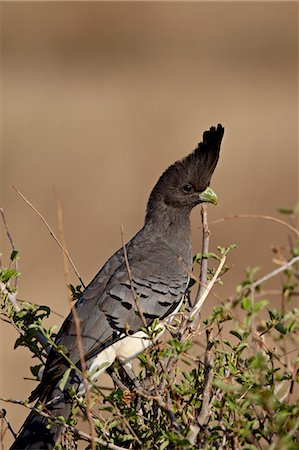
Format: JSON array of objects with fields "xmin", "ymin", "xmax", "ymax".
[
  {"xmin": 0, "ymin": 208, "xmax": 19, "ymax": 288},
  {"xmin": 197, "ymin": 329, "xmax": 214, "ymax": 427},
  {"xmin": 53, "ymin": 187, "xmax": 72, "ymax": 302},
  {"xmin": 120, "ymin": 225, "xmax": 147, "ymax": 328},
  {"xmin": 250, "ymin": 255, "xmax": 299, "ymax": 291},
  {"xmin": 196, "ymin": 205, "xmax": 210, "ymax": 304},
  {"xmin": 189, "ymin": 255, "xmax": 226, "ymax": 320},
  {"xmin": 212, "ymin": 213, "xmax": 299, "ymax": 238},
  {"xmin": 12, "ymin": 186, "xmax": 85, "ymax": 288}
]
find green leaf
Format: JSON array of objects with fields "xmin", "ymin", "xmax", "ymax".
[
  {"xmin": 159, "ymin": 439, "xmax": 170, "ymax": 450},
  {"xmin": 278, "ymin": 207, "xmax": 294, "ymax": 215},
  {"xmin": 269, "ymin": 309, "xmax": 280, "ymax": 321},
  {"xmin": 0, "ymin": 268, "xmax": 20, "ymax": 283},
  {"xmin": 14, "ymin": 336, "xmax": 24, "ymax": 349},
  {"xmin": 250, "ymin": 352, "xmax": 266, "ymax": 369},
  {"xmin": 253, "ymin": 299, "xmax": 269, "ymax": 313},
  {"xmin": 120, "ymin": 434, "xmax": 135, "ymax": 442},
  {"xmin": 241, "ymin": 297, "xmax": 252, "ymax": 312},
  {"xmin": 193, "ymin": 251, "xmax": 220, "ymax": 262},
  {"xmin": 230, "ymin": 330, "xmax": 243, "ymax": 340},
  {"xmin": 107, "ymin": 419, "xmax": 121, "ymax": 430},
  {"xmin": 217, "ymin": 244, "xmax": 237, "ymax": 256},
  {"xmin": 235, "ymin": 342, "xmax": 249, "ymax": 354},
  {"xmin": 30, "ymin": 364, "xmax": 43, "ymax": 377},
  {"xmin": 58, "ymin": 367, "xmax": 72, "ymax": 392},
  {"xmin": 275, "ymin": 322, "xmax": 287, "ymax": 335},
  {"xmin": 10, "ymin": 250, "xmax": 19, "ymax": 261}
]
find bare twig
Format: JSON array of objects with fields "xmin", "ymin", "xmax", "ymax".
[
  {"xmin": 12, "ymin": 186, "xmax": 85, "ymax": 288},
  {"xmin": 66, "ymin": 297, "xmax": 97, "ymax": 449},
  {"xmin": 120, "ymin": 225, "xmax": 147, "ymax": 328},
  {"xmin": 0, "ymin": 208, "xmax": 16, "ymax": 257},
  {"xmin": 195, "ymin": 205, "xmax": 210, "ymax": 304},
  {"xmin": 249, "ymin": 256, "xmax": 299, "ymax": 291},
  {"xmin": 0, "ymin": 418, "xmax": 5, "ymax": 450},
  {"xmin": 0, "ymin": 409, "xmax": 17, "ymax": 440},
  {"xmin": 212, "ymin": 214, "xmax": 299, "ymax": 238},
  {"xmin": 197, "ymin": 329, "xmax": 214, "ymax": 427},
  {"xmin": 189, "ymin": 255, "xmax": 226, "ymax": 320},
  {"xmin": 53, "ymin": 187, "xmax": 72, "ymax": 302},
  {"xmin": 0, "ymin": 208, "xmax": 19, "ymax": 288}
]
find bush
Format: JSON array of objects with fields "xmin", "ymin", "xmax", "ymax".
[{"xmin": 1, "ymin": 206, "xmax": 299, "ymax": 450}]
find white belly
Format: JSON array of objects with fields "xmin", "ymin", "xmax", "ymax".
[
  {"xmin": 79, "ymin": 325, "xmax": 165, "ymax": 394},
  {"xmin": 78, "ymin": 297, "xmax": 184, "ymax": 395}
]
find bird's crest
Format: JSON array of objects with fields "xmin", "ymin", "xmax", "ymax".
[{"xmin": 146, "ymin": 124, "xmax": 224, "ymax": 218}]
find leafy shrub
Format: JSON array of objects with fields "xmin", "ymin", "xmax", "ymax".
[{"xmin": 1, "ymin": 206, "xmax": 299, "ymax": 450}]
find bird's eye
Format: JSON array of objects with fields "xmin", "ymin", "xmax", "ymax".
[{"xmin": 182, "ymin": 184, "xmax": 193, "ymax": 193}]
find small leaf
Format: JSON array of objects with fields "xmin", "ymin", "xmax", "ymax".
[
  {"xmin": 217, "ymin": 244, "xmax": 237, "ymax": 256},
  {"xmin": 253, "ymin": 299, "xmax": 269, "ymax": 313},
  {"xmin": 160, "ymin": 440, "xmax": 170, "ymax": 450},
  {"xmin": 0, "ymin": 268, "xmax": 19, "ymax": 283},
  {"xmin": 107, "ymin": 419, "xmax": 121, "ymax": 430},
  {"xmin": 10, "ymin": 250, "xmax": 19, "ymax": 261},
  {"xmin": 269, "ymin": 309, "xmax": 280, "ymax": 321},
  {"xmin": 230, "ymin": 330, "xmax": 243, "ymax": 340},
  {"xmin": 58, "ymin": 367, "xmax": 72, "ymax": 392},
  {"xmin": 235, "ymin": 342, "xmax": 249, "ymax": 354},
  {"xmin": 30, "ymin": 364, "xmax": 43, "ymax": 377},
  {"xmin": 14, "ymin": 336, "xmax": 24, "ymax": 349},
  {"xmin": 275, "ymin": 322, "xmax": 287, "ymax": 335},
  {"xmin": 278, "ymin": 207, "xmax": 294, "ymax": 215},
  {"xmin": 241, "ymin": 297, "xmax": 252, "ymax": 312}
]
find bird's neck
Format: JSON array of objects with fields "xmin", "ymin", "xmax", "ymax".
[{"xmin": 144, "ymin": 203, "xmax": 192, "ymax": 262}]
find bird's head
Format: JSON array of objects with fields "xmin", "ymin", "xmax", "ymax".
[{"xmin": 146, "ymin": 124, "xmax": 224, "ymax": 222}]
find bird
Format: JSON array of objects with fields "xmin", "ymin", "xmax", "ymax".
[{"xmin": 10, "ymin": 124, "xmax": 224, "ymax": 449}]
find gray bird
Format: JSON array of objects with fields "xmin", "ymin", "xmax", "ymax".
[{"xmin": 11, "ymin": 124, "xmax": 224, "ymax": 449}]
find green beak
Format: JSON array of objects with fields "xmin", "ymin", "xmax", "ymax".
[{"xmin": 199, "ymin": 186, "xmax": 218, "ymax": 205}]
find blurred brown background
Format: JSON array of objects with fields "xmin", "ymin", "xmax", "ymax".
[{"xmin": 0, "ymin": 2, "xmax": 298, "ymax": 447}]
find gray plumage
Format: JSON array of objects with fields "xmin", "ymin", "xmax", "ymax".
[{"xmin": 11, "ymin": 124, "xmax": 224, "ymax": 449}]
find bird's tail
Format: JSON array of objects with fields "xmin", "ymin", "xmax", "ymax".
[{"xmin": 10, "ymin": 386, "xmax": 73, "ymax": 450}]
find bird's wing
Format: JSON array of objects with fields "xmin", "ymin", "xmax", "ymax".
[{"xmin": 34, "ymin": 235, "xmax": 188, "ymax": 397}]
